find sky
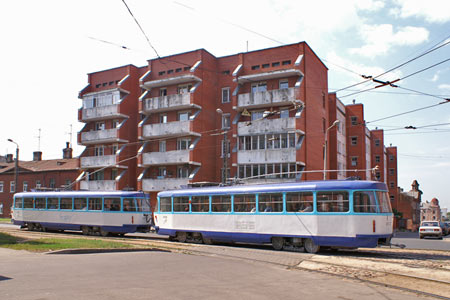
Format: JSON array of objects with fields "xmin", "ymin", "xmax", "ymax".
[{"xmin": 0, "ymin": 0, "xmax": 449, "ymax": 208}]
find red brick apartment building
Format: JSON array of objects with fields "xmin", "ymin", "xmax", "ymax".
[
  {"xmin": 76, "ymin": 42, "xmax": 400, "ymax": 211},
  {"xmin": 0, "ymin": 145, "xmax": 79, "ymax": 218}
]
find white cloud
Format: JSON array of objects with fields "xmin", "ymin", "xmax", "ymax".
[
  {"xmin": 438, "ymin": 84, "xmax": 450, "ymax": 91},
  {"xmin": 392, "ymin": 0, "xmax": 450, "ymax": 23},
  {"xmin": 431, "ymin": 73, "xmax": 440, "ymax": 82},
  {"xmin": 356, "ymin": 0, "xmax": 385, "ymax": 11},
  {"xmin": 349, "ymin": 24, "xmax": 429, "ymax": 57}
]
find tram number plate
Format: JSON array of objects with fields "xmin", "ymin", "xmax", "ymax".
[{"xmin": 235, "ymin": 221, "xmax": 255, "ymax": 230}]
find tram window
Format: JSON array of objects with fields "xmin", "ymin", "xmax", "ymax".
[
  {"xmin": 258, "ymin": 193, "xmax": 283, "ymax": 212},
  {"xmin": 136, "ymin": 198, "xmax": 151, "ymax": 212},
  {"xmin": 159, "ymin": 197, "xmax": 172, "ymax": 212},
  {"xmin": 24, "ymin": 198, "xmax": 34, "ymax": 208},
  {"xmin": 212, "ymin": 195, "xmax": 231, "ymax": 212},
  {"xmin": 47, "ymin": 198, "xmax": 59, "ymax": 209},
  {"xmin": 35, "ymin": 198, "xmax": 45, "ymax": 209},
  {"xmin": 74, "ymin": 198, "xmax": 87, "ymax": 210},
  {"xmin": 191, "ymin": 196, "xmax": 209, "ymax": 212},
  {"xmin": 353, "ymin": 191, "xmax": 377, "ymax": 213},
  {"xmin": 234, "ymin": 194, "xmax": 256, "ymax": 212},
  {"xmin": 173, "ymin": 197, "xmax": 190, "ymax": 212},
  {"xmin": 317, "ymin": 191, "xmax": 349, "ymax": 212},
  {"xmin": 88, "ymin": 198, "xmax": 102, "ymax": 210},
  {"xmin": 14, "ymin": 197, "xmax": 23, "ymax": 208},
  {"xmin": 286, "ymin": 192, "xmax": 313, "ymax": 212},
  {"xmin": 60, "ymin": 198, "xmax": 73, "ymax": 210},
  {"xmin": 376, "ymin": 191, "xmax": 392, "ymax": 213},
  {"xmin": 104, "ymin": 198, "xmax": 121, "ymax": 211},
  {"xmin": 123, "ymin": 198, "xmax": 137, "ymax": 211}
]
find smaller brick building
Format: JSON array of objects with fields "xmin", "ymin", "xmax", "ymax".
[
  {"xmin": 0, "ymin": 144, "xmax": 80, "ymax": 218},
  {"xmin": 421, "ymin": 197, "xmax": 442, "ymax": 222},
  {"xmin": 396, "ymin": 180, "xmax": 422, "ymax": 231}
]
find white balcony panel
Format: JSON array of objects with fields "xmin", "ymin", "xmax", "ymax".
[
  {"xmin": 142, "ymin": 178, "xmax": 189, "ymax": 191},
  {"xmin": 236, "ymin": 69, "xmax": 303, "ymax": 83},
  {"xmin": 238, "ymin": 117, "xmax": 296, "ymax": 135},
  {"xmin": 142, "ymin": 150, "xmax": 190, "ymax": 166},
  {"xmin": 142, "ymin": 121, "xmax": 198, "ymax": 139},
  {"xmin": 142, "ymin": 93, "xmax": 199, "ymax": 113},
  {"xmin": 80, "ymin": 155, "xmax": 116, "ymax": 168},
  {"xmin": 81, "ymin": 104, "xmax": 126, "ymax": 121},
  {"xmin": 80, "ymin": 180, "xmax": 116, "ymax": 191},
  {"xmin": 80, "ymin": 129, "xmax": 124, "ymax": 144},
  {"xmin": 142, "ymin": 74, "xmax": 201, "ymax": 89},
  {"xmin": 238, "ymin": 87, "xmax": 297, "ymax": 109},
  {"xmin": 237, "ymin": 149, "xmax": 296, "ymax": 164}
]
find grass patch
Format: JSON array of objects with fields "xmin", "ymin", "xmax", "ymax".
[
  {"xmin": 0, "ymin": 232, "xmax": 135, "ymax": 252},
  {"xmin": 0, "ymin": 218, "xmax": 11, "ymax": 224}
]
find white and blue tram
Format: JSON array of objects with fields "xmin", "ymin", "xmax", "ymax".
[
  {"xmin": 12, "ymin": 191, "xmax": 152, "ymax": 236},
  {"xmin": 154, "ymin": 180, "xmax": 393, "ymax": 253}
]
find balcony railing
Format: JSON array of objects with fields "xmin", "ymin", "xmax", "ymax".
[
  {"xmin": 237, "ymin": 149, "xmax": 296, "ymax": 164},
  {"xmin": 80, "ymin": 155, "xmax": 116, "ymax": 168},
  {"xmin": 142, "ymin": 178, "xmax": 189, "ymax": 191},
  {"xmin": 80, "ymin": 104, "xmax": 125, "ymax": 121},
  {"xmin": 80, "ymin": 129, "xmax": 121, "ymax": 144},
  {"xmin": 237, "ymin": 117, "xmax": 296, "ymax": 136},
  {"xmin": 80, "ymin": 180, "xmax": 116, "ymax": 191},
  {"xmin": 142, "ymin": 121, "xmax": 196, "ymax": 139},
  {"xmin": 142, "ymin": 93, "xmax": 193, "ymax": 113},
  {"xmin": 142, "ymin": 150, "xmax": 190, "ymax": 166},
  {"xmin": 238, "ymin": 87, "xmax": 297, "ymax": 109}
]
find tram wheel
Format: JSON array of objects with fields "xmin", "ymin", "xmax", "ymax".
[
  {"xmin": 202, "ymin": 236, "xmax": 213, "ymax": 245},
  {"xmin": 82, "ymin": 226, "xmax": 89, "ymax": 235},
  {"xmin": 176, "ymin": 232, "xmax": 187, "ymax": 243},
  {"xmin": 100, "ymin": 229, "xmax": 109, "ymax": 237},
  {"xmin": 271, "ymin": 237, "xmax": 284, "ymax": 251},
  {"xmin": 304, "ymin": 238, "xmax": 320, "ymax": 254}
]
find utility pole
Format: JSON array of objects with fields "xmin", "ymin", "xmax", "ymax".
[{"xmin": 7, "ymin": 139, "xmax": 19, "ymax": 193}]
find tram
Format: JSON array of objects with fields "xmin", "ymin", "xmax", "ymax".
[
  {"xmin": 11, "ymin": 191, "xmax": 152, "ymax": 236},
  {"xmin": 154, "ymin": 180, "xmax": 393, "ymax": 253}
]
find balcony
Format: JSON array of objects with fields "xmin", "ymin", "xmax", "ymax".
[
  {"xmin": 238, "ymin": 87, "xmax": 298, "ymax": 110},
  {"xmin": 79, "ymin": 128, "xmax": 127, "ymax": 145},
  {"xmin": 238, "ymin": 117, "xmax": 296, "ymax": 135},
  {"xmin": 80, "ymin": 180, "xmax": 116, "ymax": 191},
  {"xmin": 80, "ymin": 155, "xmax": 116, "ymax": 169},
  {"xmin": 141, "ymin": 74, "xmax": 201, "ymax": 89},
  {"xmin": 237, "ymin": 149, "xmax": 297, "ymax": 164},
  {"xmin": 142, "ymin": 121, "xmax": 199, "ymax": 139},
  {"xmin": 141, "ymin": 93, "xmax": 201, "ymax": 114},
  {"xmin": 142, "ymin": 178, "xmax": 189, "ymax": 191},
  {"xmin": 79, "ymin": 104, "xmax": 127, "ymax": 122},
  {"xmin": 142, "ymin": 150, "xmax": 190, "ymax": 166}
]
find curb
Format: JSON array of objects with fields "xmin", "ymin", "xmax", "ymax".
[{"xmin": 45, "ymin": 247, "xmax": 171, "ymax": 255}]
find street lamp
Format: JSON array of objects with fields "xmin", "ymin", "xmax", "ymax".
[
  {"xmin": 7, "ymin": 139, "xmax": 19, "ymax": 193},
  {"xmin": 216, "ymin": 109, "xmax": 228, "ymax": 184},
  {"xmin": 323, "ymin": 120, "xmax": 340, "ymax": 180}
]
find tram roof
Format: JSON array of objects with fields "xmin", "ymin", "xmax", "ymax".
[
  {"xmin": 14, "ymin": 191, "xmax": 147, "ymax": 198},
  {"xmin": 158, "ymin": 180, "xmax": 388, "ymax": 197}
]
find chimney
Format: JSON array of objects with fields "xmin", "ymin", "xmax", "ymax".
[
  {"xmin": 352, "ymin": 99, "xmax": 356, "ymax": 104},
  {"xmin": 6, "ymin": 154, "xmax": 13, "ymax": 163},
  {"xmin": 33, "ymin": 151, "xmax": 42, "ymax": 161},
  {"xmin": 63, "ymin": 142, "xmax": 73, "ymax": 159}
]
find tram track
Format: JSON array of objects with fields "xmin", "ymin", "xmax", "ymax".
[{"xmin": 2, "ymin": 227, "xmax": 450, "ymax": 299}]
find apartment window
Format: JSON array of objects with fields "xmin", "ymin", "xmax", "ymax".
[
  {"xmin": 183, "ymin": 66, "xmax": 190, "ymax": 71},
  {"xmin": 282, "ymin": 60, "xmax": 291, "ymax": 65},
  {"xmin": 167, "ymin": 69, "xmax": 174, "ymax": 74},
  {"xmin": 280, "ymin": 109, "xmax": 289, "ymax": 118},
  {"xmin": 112, "ymin": 144, "xmax": 118, "ymax": 154},
  {"xmin": 251, "ymin": 111, "xmax": 264, "ymax": 121},
  {"xmin": 351, "ymin": 136, "xmax": 358, "ymax": 146},
  {"xmin": 95, "ymin": 122, "xmax": 105, "ymax": 131},
  {"xmin": 251, "ymin": 82, "xmax": 267, "ymax": 93},
  {"xmin": 390, "ymin": 195, "xmax": 395, "ymax": 202},
  {"xmin": 36, "ymin": 180, "xmax": 41, "ymax": 188},
  {"xmin": 222, "ymin": 114, "xmax": 231, "ymax": 129},
  {"xmin": 389, "ymin": 155, "xmax": 395, "ymax": 161},
  {"xmin": 390, "ymin": 182, "xmax": 395, "ymax": 188},
  {"xmin": 351, "ymin": 116, "xmax": 358, "ymax": 126},
  {"xmin": 177, "ymin": 138, "xmax": 191, "ymax": 150},
  {"xmin": 272, "ymin": 62, "xmax": 280, "ymax": 67},
  {"xmin": 158, "ymin": 71, "xmax": 165, "ymax": 76},
  {"xmin": 178, "ymin": 84, "xmax": 192, "ymax": 94},
  {"xmin": 262, "ymin": 63, "xmax": 270, "ymax": 68},
  {"xmin": 159, "ymin": 88, "xmax": 167, "ymax": 96},
  {"xmin": 222, "ymin": 87, "xmax": 230, "ymax": 103},
  {"xmin": 251, "ymin": 65, "xmax": 260, "ymax": 70},
  {"xmin": 160, "ymin": 114, "xmax": 167, "ymax": 123},
  {"xmin": 158, "ymin": 167, "xmax": 167, "ymax": 178},
  {"xmin": 111, "ymin": 169, "xmax": 118, "ymax": 180},
  {"xmin": 10, "ymin": 181, "xmax": 15, "ymax": 193},
  {"xmin": 375, "ymin": 172, "xmax": 381, "ymax": 180},
  {"xmin": 95, "ymin": 146, "xmax": 104, "ymax": 156},
  {"xmin": 111, "ymin": 119, "xmax": 120, "ymax": 129},
  {"xmin": 375, "ymin": 155, "xmax": 380, "ymax": 163},
  {"xmin": 375, "ymin": 139, "xmax": 380, "ymax": 147},
  {"xmin": 351, "ymin": 156, "xmax": 358, "ymax": 166},
  {"xmin": 177, "ymin": 166, "xmax": 189, "ymax": 178},
  {"xmin": 159, "ymin": 141, "xmax": 166, "ymax": 152},
  {"xmin": 0, "ymin": 181, "xmax": 3, "ymax": 192},
  {"xmin": 175, "ymin": 68, "xmax": 182, "ymax": 73},
  {"xmin": 279, "ymin": 79, "xmax": 289, "ymax": 90},
  {"xmin": 49, "ymin": 178, "xmax": 55, "ymax": 189},
  {"xmin": 178, "ymin": 111, "xmax": 190, "ymax": 121},
  {"xmin": 389, "ymin": 168, "xmax": 395, "ymax": 175}
]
